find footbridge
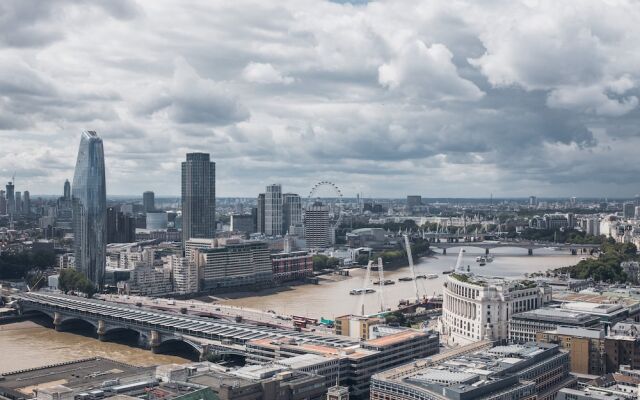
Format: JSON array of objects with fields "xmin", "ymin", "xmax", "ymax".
[
  {"xmin": 14, "ymin": 292, "xmax": 357, "ymax": 360},
  {"xmin": 430, "ymin": 241, "xmax": 601, "ymax": 255}
]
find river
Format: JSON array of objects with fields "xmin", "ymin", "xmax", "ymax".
[
  {"xmin": 0, "ymin": 247, "xmax": 580, "ymax": 372},
  {"xmin": 214, "ymin": 247, "xmax": 582, "ymax": 319}
]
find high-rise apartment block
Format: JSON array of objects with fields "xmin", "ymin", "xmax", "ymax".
[
  {"xmin": 265, "ymin": 184, "xmax": 282, "ymax": 236},
  {"xmin": 282, "ymin": 193, "xmax": 302, "ymax": 234},
  {"xmin": 23, "ymin": 190, "xmax": 30, "ymax": 215},
  {"xmin": 14, "ymin": 191, "xmax": 21, "ymax": 214},
  {"xmin": 181, "ymin": 153, "xmax": 216, "ymax": 248},
  {"xmin": 143, "ymin": 191, "xmax": 155, "ymax": 212},
  {"xmin": 72, "ymin": 131, "xmax": 107, "ymax": 287},
  {"xmin": 304, "ymin": 202, "xmax": 332, "ymax": 249}
]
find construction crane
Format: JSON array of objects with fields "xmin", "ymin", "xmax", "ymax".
[
  {"xmin": 403, "ymin": 234, "xmax": 420, "ymax": 303},
  {"xmin": 377, "ymin": 257, "xmax": 386, "ymax": 312}
]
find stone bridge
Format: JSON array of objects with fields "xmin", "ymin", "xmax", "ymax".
[
  {"xmin": 15, "ymin": 292, "xmax": 356, "ymax": 360},
  {"xmin": 429, "ymin": 241, "xmax": 600, "ymax": 255}
]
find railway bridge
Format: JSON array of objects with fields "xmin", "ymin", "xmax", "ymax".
[{"xmin": 14, "ymin": 292, "xmax": 356, "ymax": 360}]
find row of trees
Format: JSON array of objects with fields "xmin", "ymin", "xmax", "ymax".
[
  {"xmin": 58, "ymin": 268, "xmax": 96, "ymax": 298},
  {"xmin": 555, "ymin": 242, "xmax": 637, "ymax": 283},
  {"xmin": 0, "ymin": 250, "xmax": 56, "ymax": 279},
  {"xmin": 519, "ymin": 228, "xmax": 607, "ymax": 244},
  {"xmin": 312, "ymin": 254, "xmax": 341, "ymax": 270}
]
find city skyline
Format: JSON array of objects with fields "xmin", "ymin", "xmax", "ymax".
[{"xmin": 2, "ymin": 1, "xmax": 640, "ymax": 198}]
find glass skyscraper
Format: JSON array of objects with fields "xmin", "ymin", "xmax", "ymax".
[
  {"xmin": 265, "ymin": 184, "xmax": 283, "ymax": 236},
  {"xmin": 72, "ymin": 131, "xmax": 107, "ymax": 288},
  {"xmin": 181, "ymin": 153, "xmax": 216, "ymax": 249}
]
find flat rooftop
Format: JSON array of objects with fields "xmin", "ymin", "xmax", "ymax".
[{"xmin": 512, "ymin": 307, "xmax": 600, "ymax": 325}]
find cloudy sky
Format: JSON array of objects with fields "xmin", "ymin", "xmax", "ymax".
[{"xmin": 1, "ymin": 0, "xmax": 640, "ymax": 198}]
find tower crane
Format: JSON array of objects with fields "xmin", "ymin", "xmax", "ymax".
[{"xmin": 403, "ymin": 234, "xmax": 420, "ymax": 303}]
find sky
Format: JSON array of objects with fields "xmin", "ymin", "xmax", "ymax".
[{"xmin": 1, "ymin": 0, "xmax": 640, "ymax": 198}]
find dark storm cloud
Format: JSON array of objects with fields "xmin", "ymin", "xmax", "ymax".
[{"xmin": 1, "ymin": 0, "xmax": 639, "ymax": 196}]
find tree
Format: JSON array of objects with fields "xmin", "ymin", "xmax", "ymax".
[{"xmin": 58, "ymin": 269, "xmax": 96, "ymax": 298}]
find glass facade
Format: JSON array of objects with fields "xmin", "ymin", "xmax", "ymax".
[
  {"xmin": 72, "ymin": 131, "xmax": 107, "ymax": 288},
  {"xmin": 181, "ymin": 153, "xmax": 216, "ymax": 248}
]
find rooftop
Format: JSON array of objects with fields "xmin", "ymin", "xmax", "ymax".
[{"xmin": 512, "ymin": 307, "xmax": 600, "ymax": 325}]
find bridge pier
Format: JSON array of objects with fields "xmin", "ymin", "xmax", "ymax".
[
  {"xmin": 528, "ymin": 249, "xmax": 533, "ymax": 256},
  {"xmin": 442, "ymin": 248, "xmax": 446, "ymax": 255},
  {"xmin": 485, "ymin": 248, "xmax": 490, "ymax": 255},
  {"xmin": 53, "ymin": 312, "xmax": 63, "ymax": 331},
  {"xmin": 97, "ymin": 319, "xmax": 107, "ymax": 341},
  {"xmin": 149, "ymin": 330, "xmax": 161, "ymax": 352}
]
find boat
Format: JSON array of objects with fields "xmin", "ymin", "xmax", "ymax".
[
  {"xmin": 479, "ymin": 261, "xmax": 486, "ymax": 266},
  {"xmin": 485, "ymin": 255, "xmax": 494, "ymax": 262},
  {"xmin": 349, "ymin": 288, "xmax": 376, "ymax": 295},
  {"xmin": 415, "ymin": 274, "xmax": 427, "ymax": 279},
  {"xmin": 373, "ymin": 279, "xmax": 395, "ymax": 285},
  {"xmin": 476, "ymin": 256, "xmax": 484, "ymax": 262},
  {"xmin": 425, "ymin": 274, "xmax": 438, "ymax": 279},
  {"xmin": 398, "ymin": 277, "xmax": 413, "ymax": 282},
  {"xmin": 442, "ymin": 270, "xmax": 454, "ymax": 274}
]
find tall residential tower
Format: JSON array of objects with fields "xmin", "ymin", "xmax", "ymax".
[
  {"xmin": 265, "ymin": 184, "xmax": 282, "ymax": 236},
  {"xmin": 72, "ymin": 131, "xmax": 107, "ymax": 288},
  {"xmin": 181, "ymin": 153, "xmax": 216, "ymax": 249}
]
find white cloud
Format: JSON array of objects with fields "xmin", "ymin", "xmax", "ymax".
[
  {"xmin": 242, "ymin": 62, "xmax": 294, "ymax": 84},
  {"xmin": 379, "ymin": 40, "xmax": 484, "ymax": 101},
  {"xmin": 1, "ymin": 0, "xmax": 640, "ymax": 197}
]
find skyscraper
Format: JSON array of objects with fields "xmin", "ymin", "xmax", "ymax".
[
  {"xmin": 14, "ymin": 191, "xmax": 22, "ymax": 215},
  {"xmin": 0, "ymin": 190, "xmax": 6, "ymax": 215},
  {"xmin": 265, "ymin": 184, "xmax": 282, "ymax": 236},
  {"xmin": 6, "ymin": 181, "xmax": 14, "ymax": 216},
  {"xmin": 256, "ymin": 193, "xmax": 265, "ymax": 233},
  {"xmin": 283, "ymin": 193, "xmax": 302, "ymax": 234},
  {"xmin": 143, "ymin": 191, "xmax": 155, "ymax": 212},
  {"xmin": 23, "ymin": 190, "xmax": 30, "ymax": 215},
  {"xmin": 64, "ymin": 179, "xmax": 71, "ymax": 200},
  {"xmin": 181, "ymin": 153, "xmax": 216, "ymax": 249},
  {"xmin": 72, "ymin": 131, "xmax": 107, "ymax": 288}
]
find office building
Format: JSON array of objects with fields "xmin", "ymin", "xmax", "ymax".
[
  {"xmin": 509, "ymin": 307, "xmax": 600, "ymax": 343},
  {"xmin": 586, "ymin": 218, "xmax": 601, "ymax": 236},
  {"xmin": 23, "ymin": 190, "xmax": 30, "ymax": 215},
  {"xmin": 247, "ymin": 329, "xmax": 439, "ymax": 398},
  {"xmin": 143, "ymin": 190, "xmax": 155, "ymax": 212},
  {"xmin": 106, "ymin": 207, "xmax": 136, "ymax": 243},
  {"xmin": 537, "ymin": 326, "xmax": 606, "ymax": 375},
  {"xmin": 146, "ymin": 211, "xmax": 168, "ymax": 230},
  {"xmin": 265, "ymin": 184, "xmax": 282, "ymax": 236},
  {"xmin": 5, "ymin": 181, "xmax": 14, "ymax": 215},
  {"xmin": 406, "ymin": 195, "xmax": 422, "ymax": 209},
  {"xmin": 304, "ymin": 202, "xmax": 332, "ymax": 249},
  {"xmin": 605, "ymin": 321, "xmax": 640, "ymax": 372},
  {"xmin": 623, "ymin": 202, "xmax": 635, "ymax": 219},
  {"xmin": 0, "ymin": 190, "xmax": 5, "ymax": 214},
  {"xmin": 440, "ymin": 273, "xmax": 551, "ymax": 345},
  {"xmin": 283, "ymin": 193, "xmax": 302, "ymax": 234},
  {"xmin": 165, "ymin": 255, "xmax": 198, "ymax": 294},
  {"xmin": 334, "ymin": 315, "xmax": 385, "ymax": 340},
  {"xmin": 270, "ymin": 251, "xmax": 313, "ymax": 282},
  {"xmin": 181, "ymin": 152, "xmax": 216, "ymax": 249},
  {"xmin": 195, "ymin": 241, "xmax": 273, "ymax": 291},
  {"xmin": 370, "ymin": 341, "xmax": 576, "ymax": 400},
  {"xmin": 529, "ymin": 195, "xmax": 537, "ymax": 207},
  {"xmin": 256, "ymin": 193, "xmax": 265, "ymax": 233},
  {"xmin": 230, "ymin": 214, "xmax": 254, "ymax": 233},
  {"xmin": 72, "ymin": 131, "xmax": 107, "ymax": 287}
]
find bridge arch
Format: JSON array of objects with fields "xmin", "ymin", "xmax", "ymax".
[
  {"xmin": 153, "ymin": 338, "xmax": 201, "ymax": 361},
  {"xmin": 55, "ymin": 317, "xmax": 99, "ymax": 336},
  {"xmin": 101, "ymin": 326, "xmax": 148, "ymax": 347}
]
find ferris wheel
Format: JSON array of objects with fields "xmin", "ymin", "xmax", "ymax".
[{"xmin": 306, "ymin": 181, "xmax": 344, "ymax": 230}]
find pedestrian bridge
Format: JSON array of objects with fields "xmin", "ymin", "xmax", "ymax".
[{"xmin": 14, "ymin": 292, "xmax": 357, "ymax": 359}]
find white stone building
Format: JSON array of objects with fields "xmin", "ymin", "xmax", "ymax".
[{"xmin": 440, "ymin": 273, "xmax": 551, "ymax": 346}]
